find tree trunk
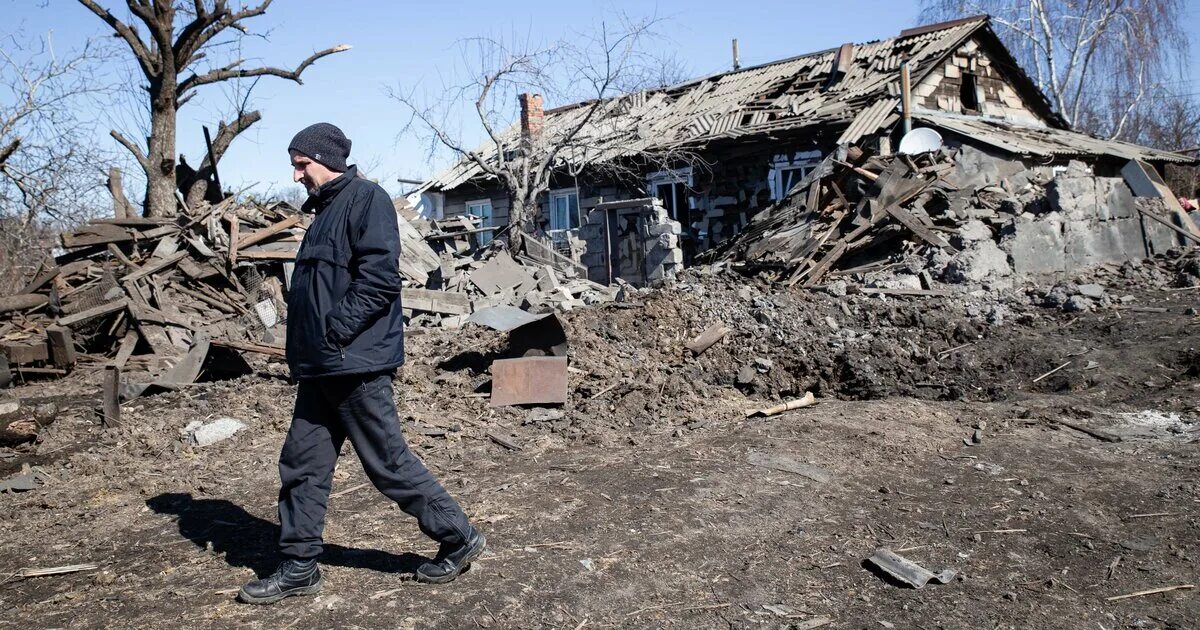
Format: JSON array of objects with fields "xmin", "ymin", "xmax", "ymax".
[
  {"xmin": 107, "ymin": 167, "xmax": 133, "ymax": 219},
  {"xmin": 144, "ymin": 88, "xmax": 178, "ymax": 218}
]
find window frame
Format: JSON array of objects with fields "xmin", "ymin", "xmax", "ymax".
[
  {"xmin": 465, "ymin": 198, "xmax": 494, "ymax": 245},
  {"xmin": 548, "ymin": 187, "xmax": 580, "ymax": 232},
  {"xmin": 769, "ymin": 150, "xmax": 822, "ymax": 200},
  {"xmin": 646, "ymin": 167, "xmax": 694, "ymax": 223}
]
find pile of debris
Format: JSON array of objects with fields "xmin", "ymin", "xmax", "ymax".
[
  {"xmin": 708, "ymin": 144, "xmax": 1200, "ymax": 292},
  {"xmin": 396, "ymin": 214, "xmax": 619, "ymax": 329},
  {"xmin": 0, "ymin": 197, "xmax": 303, "ymax": 397},
  {"xmin": 0, "ymin": 197, "xmax": 620, "ymax": 398}
]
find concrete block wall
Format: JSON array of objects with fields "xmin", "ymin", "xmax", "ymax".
[{"xmin": 580, "ymin": 199, "xmax": 683, "ymax": 287}]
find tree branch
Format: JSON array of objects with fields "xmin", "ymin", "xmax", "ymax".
[
  {"xmin": 75, "ymin": 0, "xmax": 158, "ymax": 78},
  {"xmin": 206, "ymin": 109, "xmax": 261, "ymax": 167},
  {"xmin": 110, "ymin": 128, "xmax": 149, "ymax": 170},
  {"xmin": 177, "ymin": 0, "xmax": 273, "ymax": 64},
  {"xmin": 177, "ymin": 44, "xmax": 350, "ymax": 97}
]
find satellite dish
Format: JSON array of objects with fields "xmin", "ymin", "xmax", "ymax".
[{"xmin": 898, "ymin": 127, "xmax": 943, "ymax": 155}]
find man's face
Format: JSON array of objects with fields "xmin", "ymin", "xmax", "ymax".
[{"xmin": 290, "ymin": 150, "xmax": 339, "ymax": 195}]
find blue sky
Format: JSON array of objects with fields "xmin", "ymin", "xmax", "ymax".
[{"xmin": 5, "ymin": 1, "xmax": 1198, "ymax": 198}]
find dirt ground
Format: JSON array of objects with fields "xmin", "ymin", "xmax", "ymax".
[{"xmin": 0, "ymin": 254, "xmax": 1197, "ymax": 629}]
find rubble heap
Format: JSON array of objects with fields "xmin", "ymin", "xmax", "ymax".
[
  {"xmin": 0, "ymin": 200, "xmax": 620, "ymax": 393},
  {"xmin": 708, "ymin": 145, "xmax": 1199, "ymax": 292},
  {"xmin": 397, "ymin": 214, "xmax": 619, "ymax": 329},
  {"xmin": 0, "ymin": 198, "xmax": 303, "ymax": 392}
]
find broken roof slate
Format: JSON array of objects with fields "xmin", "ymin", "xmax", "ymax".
[
  {"xmin": 915, "ymin": 112, "xmax": 1196, "ymax": 164},
  {"xmin": 426, "ymin": 17, "xmax": 998, "ymax": 192}
]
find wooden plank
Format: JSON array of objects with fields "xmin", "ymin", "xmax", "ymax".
[
  {"xmin": 885, "ymin": 206, "xmax": 958, "ymax": 253},
  {"xmin": 121, "ymin": 251, "xmax": 188, "ymax": 282},
  {"xmin": 236, "ymin": 214, "xmax": 303, "ymax": 249},
  {"xmin": 155, "ymin": 332, "xmax": 210, "ymax": 387},
  {"xmin": 61, "ymin": 226, "xmax": 134, "ymax": 249},
  {"xmin": 401, "ymin": 288, "xmax": 473, "ymax": 315},
  {"xmin": 113, "ymin": 331, "xmax": 138, "ymax": 369},
  {"xmin": 57, "ymin": 299, "xmax": 128, "ymax": 327},
  {"xmin": 19, "ymin": 265, "xmax": 60, "ymax": 294},
  {"xmin": 106, "ymin": 243, "xmax": 138, "ymax": 270},
  {"xmin": 799, "ymin": 241, "xmax": 848, "ymax": 288},
  {"xmin": 236, "ymin": 250, "xmax": 297, "ymax": 260},
  {"xmin": 90, "ymin": 217, "xmax": 172, "ymax": 227},
  {"xmin": 45, "ymin": 326, "xmax": 76, "ymax": 368},
  {"xmin": 212, "ymin": 338, "xmax": 286, "ymax": 357},
  {"xmin": 101, "ymin": 365, "xmax": 121, "ymax": 428},
  {"xmin": 1137, "ymin": 206, "xmax": 1200, "ymax": 245},
  {"xmin": 228, "ymin": 215, "xmax": 239, "ymax": 266},
  {"xmin": 134, "ymin": 225, "xmax": 181, "ymax": 241}
]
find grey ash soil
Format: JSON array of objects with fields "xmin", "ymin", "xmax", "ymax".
[{"xmin": 0, "ymin": 257, "xmax": 1197, "ymax": 628}]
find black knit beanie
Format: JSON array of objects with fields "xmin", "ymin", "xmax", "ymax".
[{"xmin": 288, "ymin": 123, "xmax": 351, "ymax": 172}]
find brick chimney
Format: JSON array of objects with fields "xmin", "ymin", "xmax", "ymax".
[{"xmin": 519, "ymin": 93, "xmax": 544, "ymax": 140}]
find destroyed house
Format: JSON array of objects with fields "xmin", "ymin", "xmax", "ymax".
[{"xmin": 421, "ymin": 15, "xmax": 1194, "ymax": 282}]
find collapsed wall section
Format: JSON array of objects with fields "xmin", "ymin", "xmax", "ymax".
[
  {"xmin": 580, "ymin": 198, "xmax": 683, "ymax": 287},
  {"xmin": 946, "ymin": 145, "xmax": 1189, "ymax": 278}
]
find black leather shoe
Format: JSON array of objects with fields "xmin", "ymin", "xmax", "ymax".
[
  {"xmin": 416, "ymin": 530, "xmax": 486, "ymax": 584},
  {"xmin": 238, "ymin": 558, "xmax": 322, "ymax": 604}
]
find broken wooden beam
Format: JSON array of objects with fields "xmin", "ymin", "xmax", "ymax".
[
  {"xmin": 687, "ymin": 324, "xmax": 731, "ymax": 356},
  {"xmin": 57, "ymin": 299, "xmax": 128, "ymax": 328},
  {"xmin": 45, "ymin": 326, "xmax": 76, "ymax": 368},
  {"xmin": 0, "ymin": 294, "xmax": 49, "ymax": 315},
  {"xmin": 101, "ymin": 365, "xmax": 120, "ymax": 428},
  {"xmin": 121, "ymin": 250, "xmax": 188, "ymax": 283},
  {"xmin": 236, "ymin": 214, "xmax": 303, "ymax": 249},
  {"xmin": 235, "ymin": 250, "xmax": 297, "ymax": 261},
  {"xmin": 885, "ymin": 205, "xmax": 958, "ymax": 253},
  {"xmin": 211, "ymin": 338, "xmax": 285, "ymax": 357},
  {"xmin": 18, "ymin": 265, "xmax": 60, "ymax": 294}
]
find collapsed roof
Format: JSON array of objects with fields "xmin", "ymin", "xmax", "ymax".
[
  {"xmin": 426, "ymin": 16, "xmax": 1192, "ymax": 193},
  {"xmin": 427, "ymin": 16, "xmax": 1050, "ymax": 191}
]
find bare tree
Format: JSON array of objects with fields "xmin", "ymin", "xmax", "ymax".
[
  {"xmin": 0, "ymin": 32, "xmax": 111, "ymax": 292},
  {"xmin": 919, "ymin": 0, "xmax": 1193, "ymax": 142},
  {"xmin": 77, "ymin": 0, "xmax": 350, "ymax": 217},
  {"xmin": 391, "ymin": 16, "xmax": 698, "ymax": 232}
]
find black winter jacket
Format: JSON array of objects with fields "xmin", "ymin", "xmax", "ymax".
[{"xmin": 286, "ymin": 166, "xmax": 405, "ymax": 378}]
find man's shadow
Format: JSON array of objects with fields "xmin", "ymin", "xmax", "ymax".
[{"xmin": 146, "ymin": 493, "xmax": 427, "ymax": 578}]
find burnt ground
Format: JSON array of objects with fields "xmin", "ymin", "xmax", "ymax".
[{"xmin": 0, "ymin": 254, "xmax": 1197, "ymax": 629}]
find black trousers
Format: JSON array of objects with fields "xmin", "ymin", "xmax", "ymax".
[{"xmin": 277, "ymin": 371, "xmax": 472, "ymax": 559}]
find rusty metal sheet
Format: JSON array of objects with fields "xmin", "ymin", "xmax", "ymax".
[{"xmin": 490, "ymin": 356, "xmax": 568, "ymax": 407}]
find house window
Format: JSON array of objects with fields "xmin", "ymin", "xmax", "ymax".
[
  {"xmin": 777, "ymin": 166, "xmax": 810, "ymax": 197},
  {"xmin": 646, "ymin": 167, "xmax": 693, "ymax": 224},
  {"xmin": 548, "ymin": 188, "xmax": 580, "ymax": 231},
  {"xmin": 960, "ymin": 73, "xmax": 980, "ymax": 111},
  {"xmin": 465, "ymin": 199, "xmax": 493, "ymax": 245},
  {"xmin": 769, "ymin": 150, "xmax": 821, "ymax": 200}
]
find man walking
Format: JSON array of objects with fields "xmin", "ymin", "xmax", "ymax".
[{"xmin": 239, "ymin": 123, "xmax": 485, "ymax": 605}]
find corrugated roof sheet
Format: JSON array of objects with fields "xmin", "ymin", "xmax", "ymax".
[
  {"xmin": 426, "ymin": 17, "xmax": 992, "ymax": 191},
  {"xmin": 914, "ymin": 112, "xmax": 1196, "ymax": 164}
]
